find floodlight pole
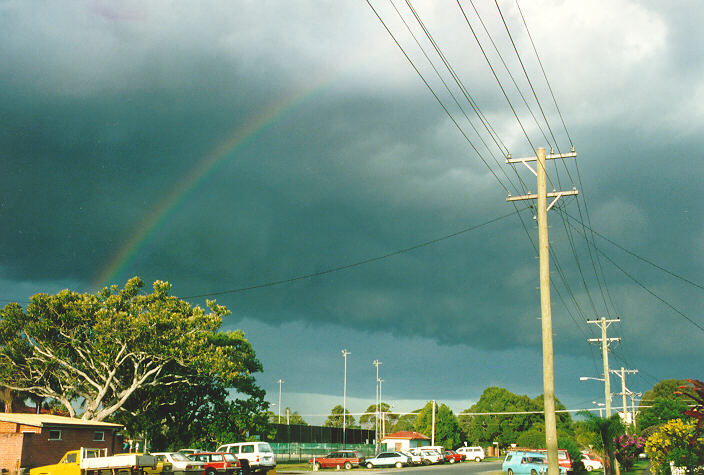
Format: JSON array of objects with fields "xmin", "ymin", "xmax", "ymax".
[
  {"xmin": 506, "ymin": 147, "xmax": 578, "ymax": 475},
  {"xmin": 342, "ymin": 349, "xmax": 351, "ymax": 445},
  {"xmin": 277, "ymin": 379, "xmax": 284, "ymax": 424},
  {"xmin": 373, "ymin": 360, "xmax": 382, "ymax": 451}
]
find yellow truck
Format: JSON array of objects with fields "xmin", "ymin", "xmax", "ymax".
[{"xmin": 30, "ymin": 448, "xmax": 158, "ymax": 475}]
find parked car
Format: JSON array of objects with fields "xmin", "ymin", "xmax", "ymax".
[
  {"xmin": 502, "ymin": 451, "xmax": 567, "ymax": 475},
  {"xmin": 456, "ymin": 446, "xmax": 485, "ymax": 462},
  {"xmin": 309, "ymin": 451, "xmax": 365, "ymax": 470},
  {"xmin": 580, "ymin": 454, "xmax": 603, "ymax": 472},
  {"xmin": 114, "ymin": 453, "xmax": 173, "ymax": 475},
  {"xmin": 188, "ymin": 452, "xmax": 241, "ymax": 475},
  {"xmin": 215, "ymin": 442, "xmax": 276, "ymax": 473},
  {"xmin": 399, "ymin": 451, "xmax": 423, "ymax": 465},
  {"xmin": 152, "ymin": 452, "xmax": 205, "ymax": 475},
  {"xmin": 408, "ymin": 447, "xmax": 443, "ymax": 465},
  {"xmin": 530, "ymin": 449, "xmax": 573, "ymax": 471},
  {"xmin": 444, "ymin": 450, "xmax": 463, "ymax": 464},
  {"xmin": 364, "ymin": 452, "xmax": 411, "ymax": 469}
]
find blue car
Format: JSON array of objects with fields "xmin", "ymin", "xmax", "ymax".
[
  {"xmin": 365, "ymin": 452, "xmax": 411, "ymax": 469},
  {"xmin": 502, "ymin": 451, "xmax": 566, "ymax": 475}
]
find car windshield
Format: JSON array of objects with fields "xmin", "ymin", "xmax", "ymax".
[
  {"xmin": 259, "ymin": 443, "xmax": 273, "ymax": 453},
  {"xmin": 223, "ymin": 454, "xmax": 237, "ymax": 462},
  {"xmin": 170, "ymin": 453, "xmax": 192, "ymax": 462}
]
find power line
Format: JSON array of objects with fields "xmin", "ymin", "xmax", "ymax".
[{"xmin": 184, "ymin": 209, "xmax": 523, "ymax": 299}]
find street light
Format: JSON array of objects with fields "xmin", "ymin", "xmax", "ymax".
[
  {"xmin": 342, "ymin": 349, "xmax": 351, "ymax": 445},
  {"xmin": 580, "ymin": 376, "xmax": 611, "ymax": 415}
]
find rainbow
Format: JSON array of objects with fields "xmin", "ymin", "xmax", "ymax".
[{"xmin": 93, "ymin": 75, "xmax": 335, "ymax": 289}]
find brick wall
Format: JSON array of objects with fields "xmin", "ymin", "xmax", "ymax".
[
  {"xmin": 0, "ymin": 424, "xmax": 117, "ymax": 472},
  {"xmin": 0, "ymin": 433, "xmax": 24, "ymax": 475}
]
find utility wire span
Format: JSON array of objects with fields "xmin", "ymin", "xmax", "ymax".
[
  {"xmin": 184, "ymin": 209, "xmax": 524, "ymax": 299},
  {"xmin": 561, "ymin": 211, "xmax": 704, "ymax": 292}
]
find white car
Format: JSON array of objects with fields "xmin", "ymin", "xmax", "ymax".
[
  {"xmin": 216, "ymin": 442, "xmax": 276, "ymax": 473},
  {"xmin": 581, "ymin": 454, "xmax": 603, "ymax": 472},
  {"xmin": 408, "ymin": 448, "xmax": 443, "ymax": 465},
  {"xmin": 457, "ymin": 446, "xmax": 485, "ymax": 462},
  {"xmin": 399, "ymin": 451, "xmax": 423, "ymax": 465},
  {"xmin": 152, "ymin": 452, "xmax": 205, "ymax": 475},
  {"xmin": 365, "ymin": 452, "xmax": 411, "ymax": 469}
]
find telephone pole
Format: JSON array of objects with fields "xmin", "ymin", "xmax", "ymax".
[
  {"xmin": 587, "ymin": 318, "xmax": 621, "ymax": 416},
  {"xmin": 506, "ymin": 147, "xmax": 578, "ymax": 475},
  {"xmin": 611, "ymin": 367, "xmax": 638, "ymax": 424}
]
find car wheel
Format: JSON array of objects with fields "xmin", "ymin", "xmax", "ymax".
[
  {"xmin": 314, "ymin": 462, "xmax": 321, "ymax": 471},
  {"xmin": 475, "ymin": 457, "xmax": 481, "ymax": 463},
  {"xmin": 344, "ymin": 462, "xmax": 352, "ymax": 470},
  {"xmin": 422, "ymin": 459, "xmax": 430, "ymax": 466},
  {"xmin": 240, "ymin": 461, "xmax": 250, "ymax": 475},
  {"xmin": 586, "ymin": 466, "xmax": 593, "ymax": 472},
  {"xmin": 449, "ymin": 458, "xmax": 456, "ymax": 464},
  {"xmin": 531, "ymin": 470, "xmax": 537, "ymax": 475},
  {"xmin": 507, "ymin": 469, "xmax": 514, "ymax": 475},
  {"xmin": 206, "ymin": 469, "xmax": 216, "ymax": 475},
  {"xmin": 395, "ymin": 462, "xmax": 403, "ymax": 469},
  {"xmin": 366, "ymin": 462, "xmax": 373, "ymax": 469}
]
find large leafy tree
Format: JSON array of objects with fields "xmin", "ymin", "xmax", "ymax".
[
  {"xmin": 392, "ymin": 410, "xmax": 421, "ymax": 432},
  {"xmin": 0, "ymin": 277, "xmax": 264, "ymax": 422},
  {"xmin": 324, "ymin": 405, "xmax": 357, "ymax": 428},
  {"xmin": 460, "ymin": 387, "xmax": 542, "ymax": 446},
  {"xmin": 415, "ymin": 402, "xmax": 462, "ymax": 449},
  {"xmin": 637, "ymin": 379, "xmax": 692, "ymax": 432},
  {"xmin": 360, "ymin": 402, "xmax": 398, "ymax": 441}
]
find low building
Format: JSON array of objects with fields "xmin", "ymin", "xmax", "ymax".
[
  {"xmin": 381, "ymin": 431, "xmax": 430, "ymax": 452},
  {"xmin": 0, "ymin": 413, "xmax": 123, "ymax": 475}
]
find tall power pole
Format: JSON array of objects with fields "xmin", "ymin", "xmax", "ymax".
[
  {"xmin": 587, "ymin": 318, "xmax": 620, "ymax": 416},
  {"xmin": 342, "ymin": 349, "xmax": 351, "ymax": 445},
  {"xmin": 506, "ymin": 147, "xmax": 578, "ymax": 475},
  {"xmin": 611, "ymin": 367, "xmax": 638, "ymax": 424}
]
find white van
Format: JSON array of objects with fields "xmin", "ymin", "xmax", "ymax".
[
  {"xmin": 215, "ymin": 442, "xmax": 276, "ymax": 473},
  {"xmin": 457, "ymin": 446, "xmax": 485, "ymax": 462}
]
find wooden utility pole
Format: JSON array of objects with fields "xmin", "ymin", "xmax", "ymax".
[
  {"xmin": 587, "ymin": 318, "xmax": 620, "ymax": 416},
  {"xmin": 612, "ymin": 367, "xmax": 638, "ymax": 424},
  {"xmin": 506, "ymin": 147, "xmax": 578, "ymax": 475}
]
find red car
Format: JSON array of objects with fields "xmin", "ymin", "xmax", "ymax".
[
  {"xmin": 188, "ymin": 452, "xmax": 241, "ymax": 475},
  {"xmin": 444, "ymin": 450, "xmax": 463, "ymax": 464},
  {"xmin": 309, "ymin": 451, "xmax": 366, "ymax": 470}
]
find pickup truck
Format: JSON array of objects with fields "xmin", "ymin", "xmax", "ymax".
[{"xmin": 30, "ymin": 448, "xmax": 157, "ymax": 475}]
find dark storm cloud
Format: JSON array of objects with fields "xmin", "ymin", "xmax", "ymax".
[{"xmin": 1, "ymin": 0, "xmax": 703, "ymax": 409}]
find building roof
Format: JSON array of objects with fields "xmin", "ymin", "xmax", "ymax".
[
  {"xmin": 0, "ymin": 413, "xmax": 123, "ymax": 429},
  {"xmin": 381, "ymin": 431, "xmax": 430, "ymax": 441}
]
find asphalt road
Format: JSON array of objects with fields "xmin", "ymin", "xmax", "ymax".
[{"xmin": 358, "ymin": 461, "xmax": 503, "ymax": 475}]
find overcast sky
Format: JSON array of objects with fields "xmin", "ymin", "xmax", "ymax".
[{"xmin": 1, "ymin": 0, "xmax": 703, "ymax": 425}]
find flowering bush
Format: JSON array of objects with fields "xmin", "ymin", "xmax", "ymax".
[
  {"xmin": 613, "ymin": 434, "xmax": 645, "ymax": 471},
  {"xmin": 645, "ymin": 418, "xmax": 704, "ymax": 474}
]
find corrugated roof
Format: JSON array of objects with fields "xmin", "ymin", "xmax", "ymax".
[
  {"xmin": 381, "ymin": 430, "xmax": 430, "ymax": 440},
  {"xmin": 0, "ymin": 413, "xmax": 122, "ymax": 429}
]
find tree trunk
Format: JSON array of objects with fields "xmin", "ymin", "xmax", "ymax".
[{"xmin": 1, "ymin": 387, "xmax": 13, "ymax": 413}]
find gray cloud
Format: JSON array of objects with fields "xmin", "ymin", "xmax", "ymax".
[{"xmin": 1, "ymin": 0, "xmax": 702, "ymax": 411}]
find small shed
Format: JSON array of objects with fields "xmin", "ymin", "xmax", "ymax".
[
  {"xmin": 0, "ymin": 413, "xmax": 123, "ymax": 474},
  {"xmin": 381, "ymin": 431, "xmax": 431, "ymax": 452}
]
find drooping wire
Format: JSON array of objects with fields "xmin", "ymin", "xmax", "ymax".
[
  {"xmin": 492, "ymin": 0, "xmax": 560, "ymax": 152},
  {"xmin": 184, "ymin": 209, "xmax": 520, "ymax": 299},
  {"xmin": 515, "ymin": 0, "xmax": 573, "ymax": 148},
  {"xmin": 387, "ymin": 0, "xmax": 522, "ymax": 192},
  {"xmin": 364, "ymin": 0, "xmax": 513, "ymax": 194}
]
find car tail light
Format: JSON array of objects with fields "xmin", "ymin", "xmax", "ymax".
[{"xmin": 256, "ymin": 456, "xmax": 259, "ymax": 463}]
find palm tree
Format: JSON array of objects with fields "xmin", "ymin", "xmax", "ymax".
[{"xmin": 578, "ymin": 411, "xmax": 624, "ymax": 475}]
